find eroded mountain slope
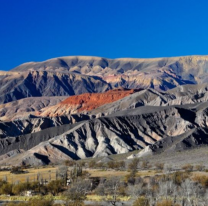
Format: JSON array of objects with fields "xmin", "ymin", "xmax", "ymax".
[
  {"xmin": 0, "ymin": 70, "xmax": 111, "ymax": 104},
  {"xmin": 0, "ymin": 105, "xmax": 200, "ymax": 165},
  {"xmin": 4, "ymin": 55, "xmax": 208, "ymax": 104},
  {"xmin": 0, "ymin": 96, "xmax": 67, "ymax": 121}
]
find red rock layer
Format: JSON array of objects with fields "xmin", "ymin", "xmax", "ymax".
[{"xmin": 60, "ymin": 88, "xmax": 141, "ymax": 112}]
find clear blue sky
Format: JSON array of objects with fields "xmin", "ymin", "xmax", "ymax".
[{"xmin": 1, "ymin": 0, "xmax": 208, "ymax": 70}]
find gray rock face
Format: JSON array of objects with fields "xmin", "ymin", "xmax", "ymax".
[
  {"xmin": 87, "ymin": 84, "xmax": 208, "ymax": 117},
  {"xmin": 1, "ymin": 83, "xmax": 208, "ymax": 165},
  {"xmin": 0, "ymin": 114, "xmax": 89, "ymax": 138},
  {"xmin": 0, "ymin": 104, "xmax": 204, "ymax": 165},
  {"xmin": 134, "ymin": 127, "xmax": 208, "ymax": 158},
  {"xmin": 0, "ymin": 70, "xmax": 112, "ymax": 104}
]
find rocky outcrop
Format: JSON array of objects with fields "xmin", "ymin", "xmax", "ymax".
[{"xmin": 40, "ymin": 88, "xmax": 141, "ymax": 117}]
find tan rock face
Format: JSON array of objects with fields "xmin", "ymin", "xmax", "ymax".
[{"xmin": 0, "ymin": 96, "xmax": 67, "ymax": 121}]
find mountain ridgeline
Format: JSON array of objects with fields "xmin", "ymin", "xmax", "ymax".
[
  {"xmin": 1, "ymin": 55, "xmax": 208, "ymax": 165},
  {"xmin": 2, "ymin": 55, "xmax": 208, "ymax": 104}
]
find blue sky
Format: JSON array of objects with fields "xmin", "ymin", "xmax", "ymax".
[{"xmin": 1, "ymin": 0, "xmax": 208, "ymax": 70}]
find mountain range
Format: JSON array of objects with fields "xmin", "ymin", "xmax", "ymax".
[{"xmin": 1, "ymin": 55, "xmax": 208, "ymax": 165}]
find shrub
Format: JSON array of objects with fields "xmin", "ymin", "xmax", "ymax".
[
  {"xmin": 65, "ymin": 160, "xmax": 75, "ymax": 166},
  {"xmin": 10, "ymin": 166, "xmax": 26, "ymax": 174},
  {"xmin": 27, "ymin": 198, "xmax": 54, "ymax": 206},
  {"xmin": 67, "ymin": 180, "xmax": 91, "ymax": 206},
  {"xmin": 155, "ymin": 163, "xmax": 164, "ymax": 170},
  {"xmin": 182, "ymin": 164, "xmax": 193, "ymax": 172},
  {"xmin": 193, "ymin": 175, "xmax": 208, "ymax": 188},
  {"xmin": 141, "ymin": 160, "xmax": 150, "ymax": 169},
  {"xmin": 107, "ymin": 161, "xmax": 115, "ymax": 169},
  {"xmin": 88, "ymin": 160, "xmax": 96, "ymax": 168},
  {"xmin": 47, "ymin": 179, "xmax": 64, "ymax": 196},
  {"xmin": 4, "ymin": 198, "xmax": 54, "ymax": 206},
  {"xmin": 156, "ymin": 199, "xmax": 173, "ymax": 206},
  {"xmin": 128, "ymin": 158, "xmax": 139, "ymax": 171},
  {"xmin": 0, "ymin": 182, "xmax": 13, "ymax": 195},
  {"xmin": 195, "ymin": 164, "xmax": 205, "ymax": 171},
  {"xmin": 133, "ymin": 196, "xmax": 150, "ymax": 206},
  {"xmin": 170, "ymin": 171, "xmax": 190, "ymax": 185}
]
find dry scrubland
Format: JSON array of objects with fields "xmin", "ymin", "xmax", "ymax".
[
  {"xmin": 0, "ymin": 148, "xmax": 208, "ymax": 206},
  {"xmin": 0, "ymin": 167, "xmax": 57, "ymax": 183}
]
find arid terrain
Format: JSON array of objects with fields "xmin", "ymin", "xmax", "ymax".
[
  {"xmin": 1, "ymin": 56, "xmax": 208, "ymax": 166},
  {"xmin": 1, "ymin": 56, "xmax": 208, "ymax": 206}
]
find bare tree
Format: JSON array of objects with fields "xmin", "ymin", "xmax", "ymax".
[
  {"xmin": 66, "ymin": 179, "xmax": 92, "ymax": 206},
  {"xmin": 57, "ymin": 165, "xmax": 68, "ymax": 185},
  {"xmin": 158, "ymin": 180, "xmax": 177, "ymax": 203},
  {"xmin": 103, "ymin": 177, "xmax": 122, "ymax": 206},
  {"xmin": 180, "ymin": 179, "xmax": 196, "ymax": 206},
  {"xmin": 128, "ymin": 183, "xmax": 144, "ymax": 199}
]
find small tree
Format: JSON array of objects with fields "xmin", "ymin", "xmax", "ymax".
[
  {"xmin": 70, "ymin": 164, "xmax": 83, "ymax": 182},
  {"xmin": 126, "ymin": 158, "xmax": 139, "ymax": 185},
  {"xmin": 47, "ymin": 179, "xmax": 64, "ymax": 196},
  {"xmin": 57, "ymin": 165, "xmax": 68, "ymax": 185},
  {"xmin": 128, "ymin": 158, "xmax": 139, "ymax": 171}
]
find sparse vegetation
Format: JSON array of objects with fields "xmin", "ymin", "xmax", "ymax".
[{"xmin": 0, "ymin": 158, "xmax": 208, "ymax": 206}]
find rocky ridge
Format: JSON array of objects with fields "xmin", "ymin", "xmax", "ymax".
[{"xmin": 4, "ymin": 55, "xmax": 208, "ymax": 104}]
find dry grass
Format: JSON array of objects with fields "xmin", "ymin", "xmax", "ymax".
[
  {"xmin": 87, "ymin": 194, "xmax": 130, "ymax": 201},
  {"xmin": 192, "ymin": 171, "xmax": 208, "ymax": 177},
  {"xmin": 87, "ymin": 169, "xmax": 156, "ymax": 178},
  {"xmin": 0, "ymin": 166, "xmax": 157, "ymax": 183},
  {"xmin": 0, "ymin": 167, "xmax": 57, "ymax": 183}
]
